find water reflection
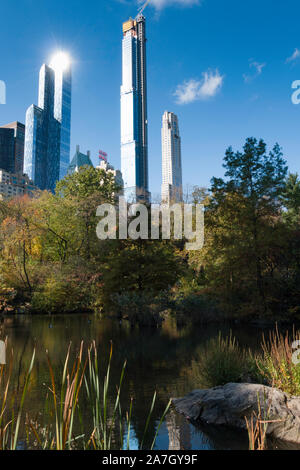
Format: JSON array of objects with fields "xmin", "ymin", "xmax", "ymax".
[{"xmin": 0, "ymin": 314, "xmax": 296, "ymax": 450}]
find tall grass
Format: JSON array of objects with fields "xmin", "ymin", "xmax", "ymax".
[
  {"xmin": 84, "ymin": 341, "xmax": 126, "ymax": 450},
  {"xmin": 44, "ymin": 341, "xmax": 86, "ymax": 449},
  {"xmin": 0, "ymin": 341, "xmax": 35, "ymax": 450},
  {"xmin": 84, "ymin": 341, "xmax": 170, "ymax": 450},
  {"xmin": 192, "ymin": 332, "xmax": 248, "ymax": 388},
  {"xmin": 244, "ymin": 391, "xmax": 271, "ymax": 451},
  {"xmin": 255, "ymin": 326, "xmax": 300, "ymax": 395},
  {"xmin": 0, "ymin": 340, "xmax": 170, "ymax": 450}
]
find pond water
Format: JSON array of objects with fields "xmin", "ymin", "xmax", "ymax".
[{"xmin": 0, "ymin": 314, "xmax": 298, "ymax": 450}]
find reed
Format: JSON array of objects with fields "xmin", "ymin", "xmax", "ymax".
[
  {"xmin": 245, "ymin": 393, "xmax": 269, "ymax": 451},
  {"xmin": 0, "ymin": 340, "xmax": 170, "ymax": 450},
  {"xmin": 84, "ymin": 340, "xmax": 126, "ymax": 450},
  {"xmin": 43, "ymin": 341, "xmax": 86, "ymax": 450},
  {"xmin": 256, "ymin": 326, "xmax": 300, "ymax": 395},
  {"xmin": 0, "ymin": 341, "xmax": 35, "ymax": 450}
]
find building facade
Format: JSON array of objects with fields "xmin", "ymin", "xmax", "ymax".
[
  {"xmin": 97, "ymin": 158, "xmax": 124, "ymax": 193},
  {"xmin": 0, "ymin": 128, "xmax": 15, "ymax": 173},
  {"xmin": 67, "ymin": 145, "xmax": 93, "ymax": 174},
  {"xmin": 24, "ymin": 59, "xmax": 71, "ymax": 192},
  {"xmin": 0, "ymin": 169, "xmax": 37, "ymax": 200},
  {"xmin": 52, "ymin": 62, "xmax": 72, "ymax": 180},
  {"xmin": 161, "ymin": 111, "xmax": 183, "ymax": 203},
  {"xmin": 0, "ymin": 122, "xmax": 25, "ymax": 174},
  {"xmin": 121, "ymin": 15, "xmax": 150, "ymax": 203}
]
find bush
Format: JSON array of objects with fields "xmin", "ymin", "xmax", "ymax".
[
  {"xmin": 0, "ymin": 284, "xmax": 17, "ymax": 313},
  {"xmin": 192, "ymin": 332, "xmax": 248, "ymax": 388},
  {"xmin": 31, "ymin": 271, "xmax": 92, "ymax": 314}
]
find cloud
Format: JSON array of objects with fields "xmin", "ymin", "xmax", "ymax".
[
  {"xmin": 286, "ymin": 48, "xmax": 300, "ymax": 64},
  {"xmin": 174, "ymin": 70, "xmax": 224, "ymax": 104},
  {"xmin": 243, "ymin": 60, "xmax": 266, "ymax": 83},
  {"xmin": 137, "ymin": 0, "xmax": 201, "ymax": 10}
]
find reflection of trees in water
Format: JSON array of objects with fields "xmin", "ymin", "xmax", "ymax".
[{"xmin": 1, "ymin": 315, "xmax": 270, "ymax": 449}]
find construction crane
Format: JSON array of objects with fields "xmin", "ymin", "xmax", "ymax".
[{"xmin": 136, "ymin": 0, "xmax": 151, "ymax": 19}]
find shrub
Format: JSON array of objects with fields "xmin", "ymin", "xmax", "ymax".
[
  {"xmin": 193, "ymin": 332, "xmax": 248, "ymax": 388},
  {"xmin": 31, "ymin": 271, "xmax": 92, "ymax": 314},
  {"xmin": 0, "ymin": 284, "xmax": 17, "ymax": 313}
]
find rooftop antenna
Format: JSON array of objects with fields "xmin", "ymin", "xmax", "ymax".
[{"xmin": 136, "ymin": 0, "xmax": 151, "ymax": 19}]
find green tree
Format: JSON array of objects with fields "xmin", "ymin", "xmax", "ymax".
[
  {"xmin": 56, "ymin": 166, "xmax": 121, "ymax": 260},
  {"xmin": 100, "ymin": 239, "xmax": 182, "ymax": 307},
  {"xmin": 281, "ymin": 173, "xmax": 300, "ymax": 224},
  {"xmin": 56, "ymin": 166, "xmax": 120, "ymax": 201},
  {"xmin": 197, "ymin": 138, "xmax": 288, "ymax": 316}
]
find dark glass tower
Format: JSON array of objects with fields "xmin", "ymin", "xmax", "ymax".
[
  {"xmin": 24, "ymin": 65, "xmax": 61, "ymax": 192},
  {"xmin": 121, "ymin": 15, "xmax": 150, "ymax": 202},
  {"xmin": 1, "ymin": 122, "xmax": 25, "ymax": 174},
  {"xmin": 0, "ymin": 128, "xmax": 15, "ymax": 173}
]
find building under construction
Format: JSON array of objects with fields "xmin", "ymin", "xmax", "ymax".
[{"xmin": 120, "ymin": 10, "xmax": 150, "ymax": 203}]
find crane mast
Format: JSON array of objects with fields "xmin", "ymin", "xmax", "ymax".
[{"xmin": 136, "ymin": 0, "xmax": 151, "ymax": 18}]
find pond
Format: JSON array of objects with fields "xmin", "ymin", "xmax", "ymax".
[{"xmin": 0, "ymin": 314, "xmax": 298, "ymax": 450}]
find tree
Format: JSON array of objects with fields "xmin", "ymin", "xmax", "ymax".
[
  {"xmin": 56, "ymin": 166, "xmax": 121, "ymax": 201},
  {"xmin": 199, "ymin": 138, "xmax": 288, "ymax": 315},
  {"xmin": 100, "ymin": 239, "xmax": 183, "ymax": 308},
  {"xmin": 55, "ymin": 166, "xmax": 121, "ymax": 260},
  {"xmin": 281, "ymin": 173, "xmax": 300, "ymax": 224}
]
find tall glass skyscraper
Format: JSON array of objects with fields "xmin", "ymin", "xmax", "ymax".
[
  {"xmin": 121, "ymin": 15, "xmax": 150, "ymax": 202},
  {"xmin": 24, "ymin": 55, "xmax": 72, "ymax": 192},
  {"xmin": 161, "ymin": 111, "xmax": 183, "ymax": 203},
  {"xmin": 51, "ymin": 55, "xmax": 72, "ymax": 180}
]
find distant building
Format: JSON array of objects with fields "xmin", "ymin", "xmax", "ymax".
[
  {"xmin": 97, "ymin": 154, "xmax": 124, "ymax": 192},
  {"xmin": 161, "ymin": 111, "xmax": 183, "ymax": 203},
  {"xmin": 0, "ymin": 127, "xmax": 15, "ymax": 173},
  {"xmin": 24, "ymin": 54, "xmax": 72, "ymax": 192},
  {"xmin": 0, "ymin": 169, "xmax": 37, "ymax": 200},
  {"xmin": 67, "ymin": 145, "xmax": 94, "ymax": 174},
  {"xmin": 0, "ymin": 122, "xmax": 25, "ymax": 174},
  {"xmin": 121, "ymin": 15, "xmax": 150, "ymax": 202}
]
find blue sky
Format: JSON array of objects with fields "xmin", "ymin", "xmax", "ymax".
[{"xmin": 1, "ymin": 0, "xmax": 300, "ymax": 198}]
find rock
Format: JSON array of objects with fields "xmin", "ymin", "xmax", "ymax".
[{"xmin": 172, "ymin": 383, "xmax": 300, "ymax": 444}]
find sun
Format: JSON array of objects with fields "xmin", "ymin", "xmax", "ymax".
[{"xmin": 50, "ymin": 51, "xmax": 71, "ymax": 72}]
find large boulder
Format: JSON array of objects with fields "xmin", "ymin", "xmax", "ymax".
[{"xmin": 172, "ymin": 383, "xmax": 300, "ymax": 444}]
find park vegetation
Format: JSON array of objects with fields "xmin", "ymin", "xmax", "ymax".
[{"xmin": 0, "ymin": 137, "xmax": 300, "ymax": 324}]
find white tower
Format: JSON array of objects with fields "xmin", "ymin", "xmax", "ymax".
[
  {"xmin": 120, "ymin": 16, "xmax": 150, "ymax": 202},
  {"xmin": 161, "ymin": 111, "xmax": 183, "ymax": 203}
]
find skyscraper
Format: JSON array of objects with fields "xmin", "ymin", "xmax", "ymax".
[
  {"xmin": 161, "ymin": 111, "xmax": 183, "ymax": 203},
  {"xmin": 51, "ymin": 52, "xmax": 72, "ymax": 180},
  {"xmin": 0, "ymin": 122, "xmax": 25, "ymax": 174},
  {"xmin": 67, "ymin": 145, "xmax": 93, "ymax": 175},
  {"xmin": 24, "ymin": 65, "xmax": 60, "ymax": 192},
  {"xmin": 0, "ymin": 127, "xmax": 15, "ymax": 173},
  {"xmin": 24, "ymin": 53, "xmax": 71, "ymax": 192},
  {"xmin": 121, "ymin": 15, "xmax": 150, "ymax": 202}
]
